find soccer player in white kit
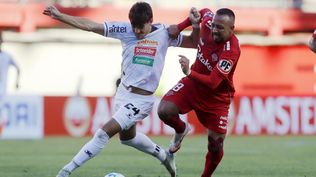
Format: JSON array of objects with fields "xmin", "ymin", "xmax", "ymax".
[
  {"xmin": 43, "ymin": 2, "xmax": 199, "ymax": 177},
  {"xmin": 0, "ymin": 31, "xmax": 20, "ymax": 98}
]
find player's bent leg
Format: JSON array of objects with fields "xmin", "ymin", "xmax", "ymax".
[
  {"xmin": 158, "ymin": 100, "xmax": 189, "ymax": 153},
  {"xmin": 161, "ymin": 150, "xmax": 177, "ymax": 177},
  {"xmin": 56, "ymin": 119, "xmax": 121, "ymax": 177},
  {"xmin": 120, "ymin": 127, "xmax": 176, "ymax": 177},
  {"xmin": 169, "ymin": 121, "xmax": 191, "ymax": 153},
  {"xmin": 201, "ymin": 130, "xmax": 225, "ymax": 177}
]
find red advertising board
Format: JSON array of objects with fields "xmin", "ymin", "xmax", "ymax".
[{"xmin": 44, "ymin": 95, "xmax": 316, "ymax": 136}]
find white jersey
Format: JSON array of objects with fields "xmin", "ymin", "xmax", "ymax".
[
  {"xmin": 104, "ymin": 22, "xmax": 182, "ymax": 92},
  {"xmin": 0, "ymin": 51, "xmax": 16, "ymax": 96}
]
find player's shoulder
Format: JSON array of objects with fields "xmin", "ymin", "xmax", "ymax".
[
  {"xmin": 152, "ymin": 23, "xmax": 171, "ymax": 37},
  {"xmin": 153, "ymin": 23, "xmax": 167, "ymax": 30},
  {"xmin": 105, "ymin": 21, "xmax": 132, "ymax": 32},
  {"xmin": 225, "ymin": 34, "xmax": 240, "ymax": 53}
]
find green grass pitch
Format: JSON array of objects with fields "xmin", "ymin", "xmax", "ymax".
[{"xmin": 0, "ymin": 135, "xmax": 315, "ymax": 177}]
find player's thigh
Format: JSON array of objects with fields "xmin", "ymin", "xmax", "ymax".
[
  {"xmin": 161, "ymin": 79, "xmax": 193, "ymax": 114},
  {"xmin": 195, "ymin": 110, "xmax": 228, "ymax": 135},
  {"xmin": 113, "ymin": 96, "xmax": 154, "ymax": 131}
]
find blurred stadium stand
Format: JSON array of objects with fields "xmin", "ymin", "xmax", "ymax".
[
  {"xmin": 0, "ymin": 0, "xmax": 315, "ymax": 35},
  {"xmin": 0, "ymin": 0, "xmax": 315, "ymax": 96}
]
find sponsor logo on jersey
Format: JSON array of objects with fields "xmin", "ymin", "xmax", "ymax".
[
  {"xmin": 197, "ymin": 45, "xmax": 212, "ymax": 71},
  {"xmin": 134, "ymin": 46, "xmax": 157, "ymax": 57},
  {"xmin": 132, "ymin": 56, "xmax": 154, "ymax": 66},
  {"xmin": 108, "ymin": 25, "xmax": 127, "ymax": 33},
  {"xmin": 217, "ymin": 59, "xmax": 233, "ymax": 74},
  {"xmin": 137, "ymin": 39, "xmax": 159, "ymax": 46}
]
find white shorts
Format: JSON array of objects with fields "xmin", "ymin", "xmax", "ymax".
[{"xmin": 112, "ymin": 84, "xmax": 154, "ymax": 130}]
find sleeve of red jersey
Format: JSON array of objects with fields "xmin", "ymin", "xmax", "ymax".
[
  {"xmin": 188, "ymin": 51, "xmax": 240, "ymax": 90},
  {"xmin": 177, "ymin": 8, "xmax": 214, "ymax": 31}
]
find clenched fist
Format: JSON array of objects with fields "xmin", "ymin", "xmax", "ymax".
[
  {"xmin": 43, "ymin": 5, "xmax": 62, "ymax": 19},
  {"xmin": 189, "ymin": 7, "xmax": 201, "ymax": 25},
  {"xmin": 178, "ymin": 55, "xmax": 191, "ymax": 75}
]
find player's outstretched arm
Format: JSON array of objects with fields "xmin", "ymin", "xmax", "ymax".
[
  {"xmin": 43, "ymin": 5, "xmax": 104, "ymax": 35},
  {"xmin": 180, "ymin": 7, "xmax": 201, "ymax": 48}
]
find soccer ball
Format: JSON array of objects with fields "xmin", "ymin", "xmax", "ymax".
[{"xmin": 104, "ymin": 172, "xmax": 125, "ymax": 177}]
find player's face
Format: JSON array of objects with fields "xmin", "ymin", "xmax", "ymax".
[
  {"xmin": 211, "ymin": 14, "xmax": 233, "ymax": 43},
  {"xmin": 133, "ymin": 22, "xmax": 152, "ymax": 39}
]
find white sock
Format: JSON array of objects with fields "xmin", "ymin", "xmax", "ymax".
[
  {"xmin": 121, "ymin": 132, "xmax": 166, "ymax": 162},
  {"xmin": 63, "ymin": 129, "xmax": 109, "ymax": 172}
]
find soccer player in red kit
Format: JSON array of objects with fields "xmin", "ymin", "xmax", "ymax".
[
  {"xmin": 158, "ymin": 7, "xmax": 241, "ymax": 177},
  {"xmin": 309, "ymin": 29, "xmax": 316, "ymax": 53}
]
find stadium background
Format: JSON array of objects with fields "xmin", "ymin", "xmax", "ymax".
[{"xmin": 0, "ymin": 0, "xmax": 316, "ymax": 138}]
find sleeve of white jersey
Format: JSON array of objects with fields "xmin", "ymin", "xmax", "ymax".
[
  {"xmin": 169, "ymin": 33, "xmax": 183, "ymax": 47},
  {"xmin": 103, "ymin": 21, "xmax": 130, "ymax": 40}
]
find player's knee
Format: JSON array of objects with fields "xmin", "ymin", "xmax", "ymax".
[
  {"xmin": 157, "ymin": 104, "xmax": 171, "ymax": 121},
  {"xmin": 157, "ymin": 100, "xmax": 178, "ymax": 121},
  {"xmin": 93, "ymin": 129, "xmax": 110, "ymax": 148},
  {"xmin": 208, "ymin": 136, "xmax": 224, "ymax": 154},
  {"xmin": 120, "ymin": 138, "xmax": 133, "ymax": 146}
]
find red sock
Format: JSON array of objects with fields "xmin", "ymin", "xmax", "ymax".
[
  {"xmin": 201, "ymin": 137, "xmax": 224, "ymax": 177},
  {"xmin": 162, "ymin": 115, "xmax": 186, "ymax": 133}
]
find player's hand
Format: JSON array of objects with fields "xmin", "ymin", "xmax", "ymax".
[
  {"xmin": 43, "ymin": 5, "xmax": 62, "ymax": 19},
  {"xmin": 168, "ymin": 25, "xmax": 180, "ymax": 39},
  {"xmin": 178, "ymin": 55, "xmax": 190, "ymax": 75},
  {"xmin": 189, "ymin": 7, "xmax": 201, "ymax": 25}
]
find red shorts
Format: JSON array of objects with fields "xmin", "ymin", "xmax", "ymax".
[{"xmin": 162, "ymin": 77, "xmax": 231, "ymax": 134}]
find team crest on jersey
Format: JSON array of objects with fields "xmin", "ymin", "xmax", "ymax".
[
  {"xmin": 211, "ymin": 53, "xmax": 218, "ymax": 61},
  {"xmin": 217, "ymin": 59, "xmax": 233, "ymax": 74}
]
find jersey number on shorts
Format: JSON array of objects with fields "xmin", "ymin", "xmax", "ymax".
[
  {"xmin": 172, "ymin": 83, "xmax": 184, "ymax": 92},
  {"xmin": 124, "ymin": 103, "xmax": 140, "ymax": 116}
]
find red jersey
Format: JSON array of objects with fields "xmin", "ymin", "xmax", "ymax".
[{"xmin": 188, "ymin": 8, "xmax": 241, "ymax": 105}]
